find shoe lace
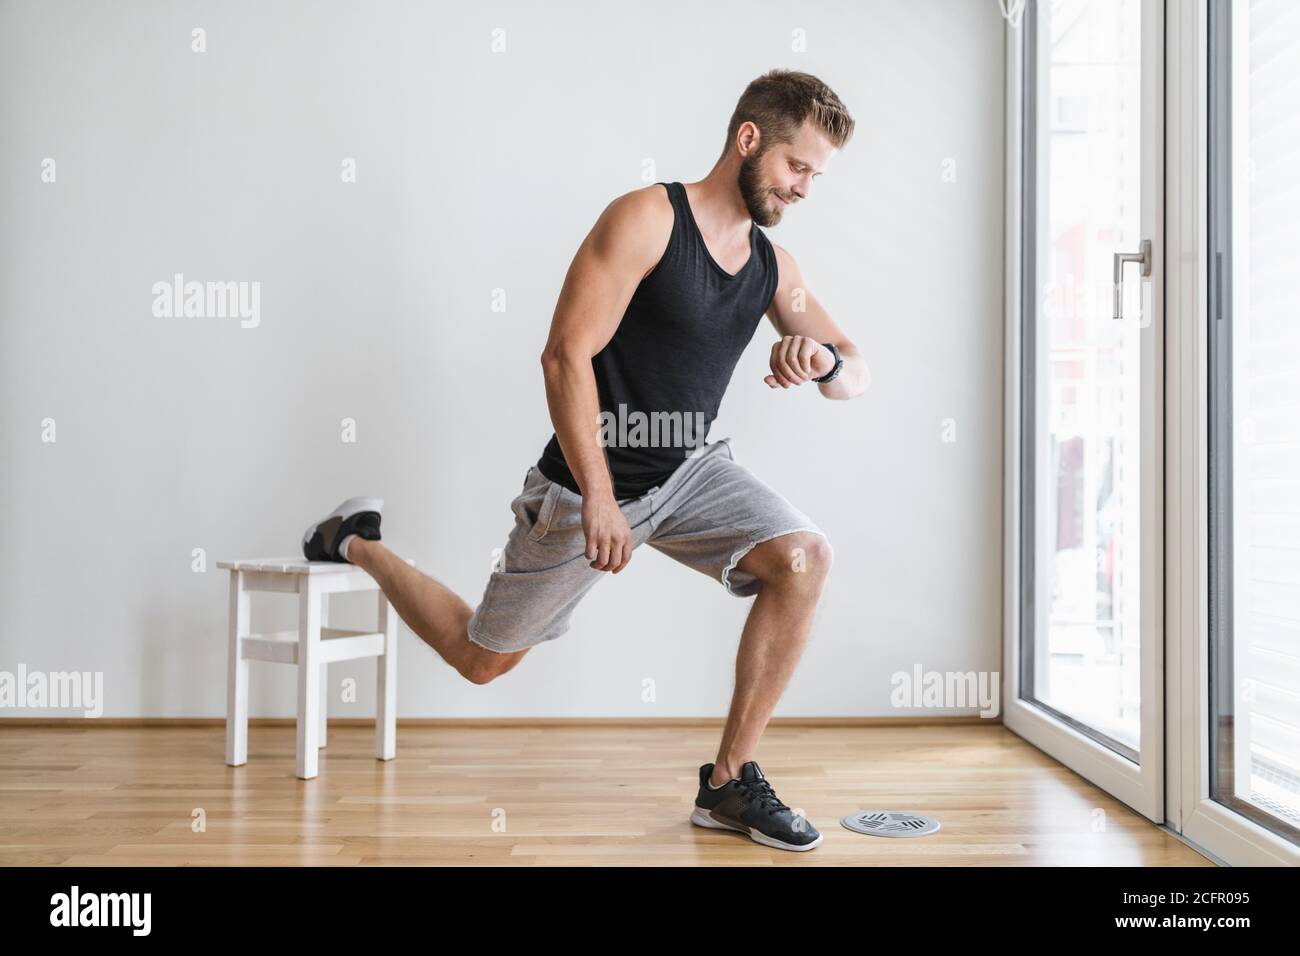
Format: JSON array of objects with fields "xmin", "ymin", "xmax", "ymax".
[{"xmin": 741, "ymin": 777, "xmax": 791, "ymax": 817}]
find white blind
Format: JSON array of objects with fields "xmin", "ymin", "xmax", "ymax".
[{"xmin": 1235, "ymin": 0, "xmax": 1300, "ymax": 815}]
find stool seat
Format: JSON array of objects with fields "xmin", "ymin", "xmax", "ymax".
[
  {"xmin": 217, "ymin": 557, "xmax": 370, "ymax": 574},
  {"xmin": 220, "ymin": 555, "xmax": 409, "ymax": 779}
]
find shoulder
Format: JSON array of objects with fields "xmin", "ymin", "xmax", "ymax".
[
  {"xmin": 585, "ymin": 184, "xmax": 675, "ymax": 275},
  {"xmin": 766, "ymin": 238, "xmax": 792, "ymax": 270},
  {"xmin": 594, "ymin": 183, "xmax": 674, "ymax": 241},
  {"xmin": 760, "ymin": 235, "xmax": 797, "ymax": 284},
  {"xmin": 764, "ymin": 239, "xmax": 804, "ymax": 286}
]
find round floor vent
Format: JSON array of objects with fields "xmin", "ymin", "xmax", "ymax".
[{"xmin": 840, "ymin": 810, "xmax": 941, "ymax": 838}]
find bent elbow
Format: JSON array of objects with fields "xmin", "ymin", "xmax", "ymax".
[{"xmin": 540, "ymin": 345, "xmax": 589, "ymax": 375}]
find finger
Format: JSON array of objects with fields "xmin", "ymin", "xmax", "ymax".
[
  {"xmin": 773, "ymin": 338, "xmax": 803, "ymax": 385},
  {"xmin": 594, "ymin": 538, "xmax": 613, "ymax": 570},
  {"xmin": 783, "ymin": 337, "xmax": 808, "ymax": 382},
  {"xmin": 777, "ymin": 339, "xmax": 803, "ymax": 385},
  {"xmin": 768, "ymin": 341, "xmax": 794, "ymax": 388},
  {"xmin": 612, "ymin": 540, "xmax": 631, "ymax": 573},
  {"xmin": 768, "ymin": 342, "xmax": 784, "ymax": 383},
  {"xmin": 798, "ymin": 338, "xmax": 819, "ymax": 377},
  {"xmin": 792, "ymin": 338, "xmax": 816, "ymax": 380}
]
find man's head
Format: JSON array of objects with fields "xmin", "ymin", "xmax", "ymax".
[{"xmin": 723, "ymin": 69, "xmax": 854, "ymax": 227}]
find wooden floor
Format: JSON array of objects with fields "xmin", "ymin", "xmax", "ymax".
[{"xmin": 0, "ymin": 721, "xmax": 1212, "ymax": 866}]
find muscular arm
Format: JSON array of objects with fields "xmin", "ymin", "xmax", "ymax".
[
  {"xmin": 763, "ymin": 242, "xmax": 868, "ymax": 400},
  {"xmin": 538, "ymin": 186, "xmax": 672, "ymax": 571}
]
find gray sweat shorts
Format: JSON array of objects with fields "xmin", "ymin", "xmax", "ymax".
[{"xmin": 465, "ymin": 436, "xmax": 827, "ymax": 653}]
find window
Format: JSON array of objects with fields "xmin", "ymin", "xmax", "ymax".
[{"xmin": 1208, "ymin": 0, "xmax": 1300, "ymax": 844}]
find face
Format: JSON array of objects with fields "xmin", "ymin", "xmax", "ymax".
[{"xmin": 737, "ymin": 119, "xmax": 835, "ymax": 227}]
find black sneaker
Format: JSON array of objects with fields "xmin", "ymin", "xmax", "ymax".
[
  {"xmin": 301, "ymin": 496, "xmax": 383, "ymax": 563},
  {"xmin": 690, "ymin": 760, "xmax": 822, "ymax": 851}
]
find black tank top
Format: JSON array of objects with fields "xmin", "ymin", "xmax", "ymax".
[{"xmin": 536, "ymin": 181, "xmax": 779, "ymax": 500}]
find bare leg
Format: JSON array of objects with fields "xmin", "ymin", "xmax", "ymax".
[
  {"xmin": 709, "ymin": 532, "xmax": 832, "ymax": 787},
  {"xmin": 346, "ymin": 538, "xmax": 528, "ymax": 683}
]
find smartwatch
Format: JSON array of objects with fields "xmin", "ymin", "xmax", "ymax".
[{"xmin": 812, "ymin": 342, "xmax": 843, "ymax": 383}]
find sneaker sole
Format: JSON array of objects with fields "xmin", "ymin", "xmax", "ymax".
[
  {"xmin": 300, "ymin": 496, "xmax": 385, "ymax": 550},
  {"xmin": 689, "ymin": 806, "xmax": 823, "ymax": 852}
]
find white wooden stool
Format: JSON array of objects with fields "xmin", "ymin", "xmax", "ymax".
[{"xmin": 218, "ymin": 556, "xmax": 409, "ymax": 779}]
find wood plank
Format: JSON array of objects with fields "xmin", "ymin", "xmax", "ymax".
[{"xmin": 0, "ymin": 724, "xmax": 1215, "ymax": 866}]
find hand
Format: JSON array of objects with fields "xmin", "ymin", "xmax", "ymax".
[
  {"xmin": 582, "ymin": 492, "xmax": 634, "ymax": 573},
  {"xmin": 764, "ymin": 335, "xmax": 834, "ymax": 388}
]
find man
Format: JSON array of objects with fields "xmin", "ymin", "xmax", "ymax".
[{"xmin": 302, "ymin": 69, "xmax": 865, "ymax": 852}]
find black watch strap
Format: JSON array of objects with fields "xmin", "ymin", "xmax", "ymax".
[{"xmin": 812, "ymin": 342, "xmax": 843, "ymax": 383}]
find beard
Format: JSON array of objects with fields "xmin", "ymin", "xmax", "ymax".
[{"xmin": 738, "ymin": 147, "xmax": 787, "ymax": 227}]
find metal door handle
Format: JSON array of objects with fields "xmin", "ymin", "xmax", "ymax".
[{"xmin": 1113, "ymin": 239, "xmax": 1151, "ymax": 320}]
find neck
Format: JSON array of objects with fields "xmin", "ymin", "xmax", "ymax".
[{"xmin": 685, "ymin": 161, "xmax": 752, "ymax": 239}]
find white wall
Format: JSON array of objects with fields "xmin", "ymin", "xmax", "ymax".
[{"xmin": 0, "ymin": 0, "xmax": 1006, "ymax": 718}]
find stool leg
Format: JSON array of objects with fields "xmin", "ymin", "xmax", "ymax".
[
  {"xmin": 319, "ymin": 664, "xmax": 328, "ymax": 746},
  {"xmin": 376, "ymin": 592, "xmax": 397, "ymax": 760},
  {"xmin": 297, "ymin": 578, "xmax": 322, "ymax": 779},
  {"xmin": 318, "ymin": 594, "xmax": 329, "ymax": 748},
  {"xmin": 226, "ymin": 571, "xmax": 250, "ymax": 766}
]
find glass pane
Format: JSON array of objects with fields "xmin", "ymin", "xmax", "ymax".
[
  {"xmin": 1210, "ymin": 0, "xmax": 1300, "ymax": 844},
  {"xmin": 1025, "ymin": 0, "xmax": 1144, "ymax": 755}
]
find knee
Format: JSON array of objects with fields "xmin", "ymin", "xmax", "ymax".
[
  {"xmin": 787, "ymin": 532, "xmax": 833, "ymax": 589},
  {"xmin": 746, "ymin": 531, "xmax": 833, "ymax": 588},
  {"xmin": 463, "ymin": 662, "xmax": 499, "ymax": 685},
  {"xmin": 462, "ymin": 647, "xmax": 527, "ymax": 685},
  {"xmin": 798, "ymin": 533, "xmax": 834, "ymax": 576}
]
